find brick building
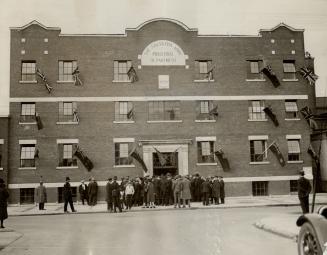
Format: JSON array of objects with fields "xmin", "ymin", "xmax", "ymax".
[
  {"xmin": 7, "ymin": 18, "xmax": 316, "ymax": 203},
  {"xmin": 0, "ymin": 116, "xmax": 10, "ymax": 184}
]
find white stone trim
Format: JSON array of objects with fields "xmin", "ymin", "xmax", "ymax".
[
  {"xmin": 10, "ymin": 95, "xmax": 309, "ymax": 103},
  {"xmin": 113, "ymin": 164, "xmax": 136, "ymax": 168},
  {"xmin": 112, "ymin": 80, "xmax": 132, "ymax": 83},
  {"xmin": 193, "ymin": 80, "xmax": 215, "ymax": 83},
  {"xmin": 287, "ymin": 161, "xmax": 304, "ymax": 164},
  {"xmin": 195, "ymin": 120, "xmax": 216, "ymax": 123},
  {"xmin": 285, "ymin": 118, "xmax": 301, "ymax": 121},
  {"xmin": 19, "ymin": 139, "xmax": 37, "ymax": 144},
  {"xmin": 248, "ymin": 135, "xmax": 268, "ymax": 140},
  {"xmin": 0, "ymin": 139, "xmax": 4, "ymax": 144},
  {"xmin": 113, "ymin": 121, "xmax": 135, "ymax": 124},
  {"xmin": 19, "ymin": 80, "xmax": 37, "ymax": 84},
  {"xmin": 147, "ymin": 120, "xmax": 183, "ymax": 123},
  {"xmin": 196, "ymin": 163, "xmax": 218, "ymax": 166},
  {"xmin": 19, "ymin": 122, "xmax": 37, "ymax": 125},
  {"xmin": 0, "ymin": 168, "xmax": 3, "ymax": 171},
  {"xmin": 56, "ymin": 80, "xmax": 74, "ymax": 84},
  {"xmin": 56, "ymin": 122, "xmax": 79, "ymax": 125},
  {"xmin": 245, "ymin": 79, "xmax": 266, "ymax": 82},
  {"xmin": 248, "ymin": 119, "xmax": 268, "ymax": 122},
  {"xmin": 56, "ymin": 166, "xmax": 78, "ymax": 170},
  {"xmin": 113, "ymin": 138, "xmax": 135, "ymax": 143},
  {"xmin": 195, "ymin": 136, "xmax": 216, "ymax": 142},
  {"xmin": 282, "ymin": 79, "xmax": 299, "ymax": 82},
  {"xmin": 286, "ymin": 134, "xmax": 301, "ymax": 139},
  {"xmin": 56, "ymin": 139, "xmax": 79, "ymax": 144},
  {"xmin": 18, "ymin": 167, "xmax": 36, "ymax": 170},
  {"xmin": 249, "ymin": 161, "xmax": 270, "ymax": 165}
]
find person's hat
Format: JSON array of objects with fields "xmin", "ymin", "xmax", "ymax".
[
  {"xmin": 113, "ymin": 176, "xmax": 117, "ymax": 180},
  {"xmin": 108, "ymin": 177, "xmax": 112, "ymax": 181},
  {"xmin": 299, "ymin": 170, "xmax": 305, "ymax": 176},
  {"xmin": 81, "ymin": 180, "xmax": 85, "ymax": 183},
  {"xmin": 0, "ymin": 178, "xmax": 4, "ymax": 184},
  {"xmin": 66, "ymin": 177, "xmax": 70, "ymax": 181}
]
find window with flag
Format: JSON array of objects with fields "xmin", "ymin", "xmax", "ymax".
[
  {"xmin": 114, "ymin": 102, "xmax": 134, "ymax": 121},
  {"xmin": 21, "ymin": 61, "xmax": 36, "ymax": 81},
  {"xmin": 148, "ymin": 101, "xmax": 181, "ymax": 121},
  {"xmin": 196, "ymin": 101, "xmax": 216, "ymax": 120},
  {"xmin": 20, "ymin": 188, "xmax": 35, "ymax": 204},
  {"xmin": 197, "ymin": 141, "xmax": 215, "ymax": 163},
  {"xmin": 247, "ymin": 60, "xmax": 263, "ymax": 80},
  {"xmin": 58, "ymin": 102, "xmax": 78, "ymax": 123},
  {"xmin": 58, "ymin": 60, "xmax": 77, "ymax": 81},
  {"xmin": 20, "ymin": 144, "xmax": 36, "ymax": 168},
  {"xmin": 114, "ymin": 60, "xmax": 132, "ymax": 82},
  {"xmin": 20, "ymin": 103, "xmax": 36, "ymax": 123},
  {"xmin": 114, "ymin": 142, "xmax": 133, "ymax": 165},
  {"xmin": 285, "ymin": 100, "xmax": 298, "ymax": 119},
  {"xmin": 248, "ymin": 100, "xmax": 266, "ymax": 120},
  {"xmin": 287, "ymin": 139, "xmax": 301, "ymax": 161},
  {"xmin": 194, "ymin": 60, "xmax": 213, "ymax": 80},
  {"xmin": 58, "ymin": 144, "xmax": 77, "ymax": 167},
  {"xmin": 252, "ymin": 181, "xmax": 268, "ymax": 196},
  {"xmin": 250, "ymin": 140, "xmax": 267, "ymax": 162},
  {"xmin": 283, "ymin": 60, "xmax": 296, "ymax": 80}
]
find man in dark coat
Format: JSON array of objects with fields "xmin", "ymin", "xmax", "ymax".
[
  {"xmin": 35, "ymin": 181, "xmax": 47, "ymax": 210},
  {"xmin": 105, "ymin": 178, "xmax": 114, "ymax": 212},
  {"xmin": 78, "ymin": 180, "xmax": 88, "ymax": 205},
  {"xmin": 0, "ymin": 178, "xmax": 9, "ymax": 228},
  {"xmin": 112, "ymin": 176, "xmax": 122, "ymax": 213},
  {"xmin": 63, "ymin": 177, "xmax": 76, "ymax": 213},
  {"xmin": 88, "ymin": 177, "xmax": 98, "ymax": 206},
  {"xmin": 153, "ymin": 175, "xmax": 161, "ymax": 206},
  {"xmin": 212, "ymin": 176, "xmax": 221, "ymax": 205},
  {"xmin": 298, "ymin": 170, "xmax": 312, "ymax": 214},
  {"xmin": 219, "ymin": 176, "xmax": 225, "ymax": 204},
  {"xmin": 201, "ymin": 177, "xmax": 210, "ymax": 206}
]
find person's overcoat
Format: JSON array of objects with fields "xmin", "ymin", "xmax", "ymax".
[
  {"xmin": 211, "ymin": 180, "xmax": 221, "ymax": 198},
  {"xmin": 35, "ymin": 185, "xmax": 47, "ymax": 203},
  {"xmin": 0, "ymin": 184, "xmax": 9, "ymax": 220},
  {"xmin": 181, "ymin": 178, "xmax": 192, "ymax": 200}
]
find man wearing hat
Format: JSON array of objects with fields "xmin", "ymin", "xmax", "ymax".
[
  {"xmin": 88, "ymin": 177, "xmax": 98, "ymax": 206},
  {"xmin": 35, "ymin": 181, "xmax": 47, "ymax": 210},
  {"xmin": 297, "ymin": 170, "xmax": 312, "ymax": 214},
  {"xmin": 63, "ymin": 177, "xmax": 76, "ymax": 213},
  {"xmin": 111, "ymin": 176, "xmax": 122, "ymax": 213},
  {"xmin": 105, "ymin": 178, "xmax": 114, "ymax": 212},
  {"xmin": 78, "ymin": 180, "xmax": 88, "ymax": 205}
]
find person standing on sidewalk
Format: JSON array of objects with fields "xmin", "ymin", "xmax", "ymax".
[
  {"xmin": 63, "ymin": 177, "xmax": 76, "ymax": 213},
  {"xmin": 125, "ymin": 181, "xmax": 135, "ymax": 210},
  {"xmin": 0, "ymin": 178, "xmax": 9, "ymax": 228},
  {"xmin": 78, "ymin": 180, "xmax": 88, "ymax": 205},
  {"xmin": 219, "ymin": 176, "xmax": 225, "ymax": 204},
  {"xmin": 172, "ymin": 175, "xmax": 182, "ymax": 208},
  {"xmin": 88, "ymin": 177, "xmax": 98, "ymax": 206},
  {"xmin": 297, "ymin": 170, "xmax": 312, "ymax": 214},
  {"xmin": 112, "ymin": 176, "xmax": 122, "ymax": 213},
  {"xmin": 212, "ymin": 176, "xmax": 221, "ymax": 205},
  {"xmin": 106, "ymin": 178, "xmax": 114, "ymax": 212},
  {"xmin": 181, "ymin": 175, "xmax": 192, "ymax": 208},
  {"xmin": 35, "ymin": 181, "xmax": 47, "ymax": 210}
]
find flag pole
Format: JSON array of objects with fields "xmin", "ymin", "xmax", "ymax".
[{"xmin": 256, "ymin": 140, "xmax": 276, "ymax": 160}]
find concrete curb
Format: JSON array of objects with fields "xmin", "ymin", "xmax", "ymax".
[
  {"xmin": 0, "ymin": 230, "xmax": 23, "ymax": 250},
  {"xmin": 254, "ymin": 220, "xmax": 298, "ymax": 241}
]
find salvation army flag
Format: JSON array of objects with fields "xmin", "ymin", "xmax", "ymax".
[
  {"xmin": 130, "ymin": 148, "xmax": 148, "ymax": 172},
  {"xmin": 269, "ymin": 142, "xmax": 285, "ymax": 167},
  {"xmin": 214, "ymin": 149, "xmax": 230, "ymax": 171},
  {"xmin": 127, "ymin": 108, "xmax": 134, "ymax": 120},
  {"xmin": 74, "ymin": 146, "xmax": 94, "ymax": 171},
  {"xmin": 209, "ymin": 105, "xmax": 219, "ymax": 117},
  {"xmin": 127, "ymin": 66, "xmax": 138, "ymax": 83},
  {"xmin": 154, "ymin": 147, "xmax": 167, "ymax": 166},
  {"xmin": 261, "ymin": 65, "xmax": 280, "ymax": 87},
  {"xmin": 72, "ymin": 66, "xmax": 83, "ymax": 86},
  {"xmin": 35, "ymin": 113, "xmax": 44, "ymax": 130},
  {"xmin": 36, "ymin": 68, "xmax": 53, "ymax": 93},
  {"xmin": 263, "ymin": 107, "xmax": 279, "ymax": 127},
  {"xmin": 299, "ymin": 67, "xmax": 318, "ymax": 85}
]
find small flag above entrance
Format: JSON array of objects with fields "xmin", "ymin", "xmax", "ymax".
[{"xmin": 261, "ymin": 65, "xmax": 280, "ymax": 87}]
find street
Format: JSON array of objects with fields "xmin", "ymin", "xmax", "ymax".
[{"xmin": 1, "ymin": 206, "xmax": 299, "ymax": 255}]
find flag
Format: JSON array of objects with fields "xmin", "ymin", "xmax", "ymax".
[
  {"xmin": 300, "ymin": 106, "xmax": 318, "ymax": 129},
  {"xmin": 205, "ymin": 67, "xmax": 214, "ymax": 81},
  {"xmin": 73, "ymin": 109, "xmax": 79, "ymax": 123},
  {"xmin": 34, "ymin": 148, "xmax": 39, "ymax": 159},
  {"xmin": 130, "ymin": 148, "xmax": 148, "ymax": 172},
  {"xmin": 72, "ymin": 66, "xmax": 83, "ymax": 86},
  {"xmin": 307, "ymin": 144, "xmax": 319, "ymax": 162},
  {"xmin": 261, "ymin": 65, "xmax": 280, "ymax": 87},
  {"xmin": 127, "ymin": 108, "xmax": 134, "ymax": 120},
  {"xmin": 168, "ymin": 109, "xmax": 175, "ymax": 120},
  {"xmin": 127, "ymin": 66, "xmax": 138, "ymax": 83},
  {"xmin": 269, "ymin": 142, "xmax": 285, "ymax": 167},
  {"xmin": 74, "ymin": 146, "xmax": 94, "ymax": 171},
  {"xmin": 299, "ymin": 67, "xmax": 318, "ymax": 85},
  {"xmin": 214, "ymin": 149, "xmax": 230, "ymax": 171},
  {"xmin": 35, "ymin": 113, "xmax": 43, "ymax": 130},
  {"xmin": 154, "ymin": 147, "xmax": 167, "ymax": 166},
  {"xmin": 209, "ymin": 105, "xmax": 219, "ymax": 117},
  {"xmin": 263, "ymin": 107, "xmax": 279, "ymax": 127},
  {"xmin": 36, "ymin": 68, "xmax": 53, "ymax": 93}
]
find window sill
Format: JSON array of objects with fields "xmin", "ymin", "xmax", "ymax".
[
  {"xmin": 285, "ymin": 118, "xmax": 300, "ymax": 121},
  {"xmin": 19, "ymin": 80, "xmax": 37, "ymax": 84},
  {"xmin": 113, "ymin": 164, "xmax": 135, "ymax": 168},
  {"xmin": 193, "ymin": 80, "xmax": 215, "ymax": 83},
  {"xmin": 245, "ymin": 79, "xmax": 266, "ymax": 82},
  {"xmin": 57, "ymin": 80, "xmax": 74, "ymax": 84},
  {"xmin": 282, "ymin": 79, "xmax": 298, "ymax": 82},
  {"xmin": 248, "ymin": 119, "xmax": 268, "ymax": 122},
  {"xmin": 147, "ymin": 120, "xmax": 183, "ymax": 123},
  {"xmin": 56, "ymin": 122, "xmax": 79, "ymax": 125},
  {"xmin": 113, "ymin": 121, "xmax": 135, "ymax": 124},
  {"xmin": 56, "ymin": 166, "xmax": 79, "ymax": 170},
  {"xmin": 19, "ymin": 167, "xmax": 36, "ymax": 170},
  {"xmin": 0, "ymin": 168, "xmax": 3, "ymax": 171},
  {"xmin": 112, "ymin": 80, "xmax": 132, "ymax": 83},
  {"xmin": 195, "ymin": 120, "xmax": 216, "ymax": 123},
  {"xmin": 287, "ymin": 161, "xmax": 303, "ymax": 164},
  {"xmin": 196, "ymin": 163, "xmax": 217, "ymax": 166},
  {"xmin": 19, "ymin": 122, "xmax": 37, "ymax": 125},
  {"xmin": 249, "ymin": 162, "xmax": 270, "ymax": 165}
]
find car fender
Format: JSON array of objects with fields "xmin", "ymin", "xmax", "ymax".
[{"xmin": 297, "ymin": 214, "xmax": 327, "ymax": 251}]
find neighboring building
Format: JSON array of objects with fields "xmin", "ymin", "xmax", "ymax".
[
  {"xmin": 0, "ymin": 116, "xmax": 10, "ymax": 183},
  {"xmin": 8, "ymin": 19, "xmax": 316, "ymax": 203}
]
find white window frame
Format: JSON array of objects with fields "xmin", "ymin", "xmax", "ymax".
[
  {"xmin": 56, "ymin": 139, "xmax": 79, "ymax": 169},
  {"xmin": 248, "ymin": 136, "xmax": 269, "ymax": 164},
  {"xmin": 248, "ymin": 100, "xmax": 266, "ymax": 121},
  {"xmin": 58, "ymin": 60, "xmax": 77, "ymax": 82},
  {"xmin": 286, "ymin": 135, "xmax": 302, "ymax": 163},
  {"xmin": 113, "ymin": 60, "xmax": 132, "ymax": 82},
  {"xmin": 19, "ymin": 140, "xmax": 37, "ymax": 169},
  {"xmin": 113, "ymin": 138, "xmax": 135, "ymax": 167}
]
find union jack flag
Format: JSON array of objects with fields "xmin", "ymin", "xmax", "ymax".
[{"xmin": 299, "ymin": 67, "xmax": 318, "ymax": 85}]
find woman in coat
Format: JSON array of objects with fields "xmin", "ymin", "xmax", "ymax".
[
  {"xmin": 35, "ymin": 181, "xmax": 47, "ymax": 210},
  {"xmin": 0, "ymin": 178, "xmax": 9, "ymax": 228},
  {"xmin": 181, "ymin": 175, "xmax": 192, "ymax": 208}
]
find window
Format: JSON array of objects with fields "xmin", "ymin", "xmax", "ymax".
[
  {"xmin": 197, "ymin": 141, "xmax": 215, "ymax": 163},
  {"xmin": 196, "ymin": 101, "xmax": 216, "ymax": 120},
  {"xmin": 252, "ymin": 181, "xmax": 268, "ymax": 196},
  {"xmin": 114, "ymin": 102, "xmax": 134, "ymax": 121},
  {"xmin": 58, "ymin": 102, "xmax": 78, "ymax": 122},
  {"xmin": 283, "ymin": 60, "xmax": 296, "ymax": 80},
  {"xmin": 114, "ymin": 142, "xmax": 133, "ymax": 166},
  {"xmin": 58, "ymin": 187, "xmax": 77, "ymax": 203},
  {"xmin": 287, "ymin": 139, "xmax": 301, "ymax": 161},
  {"xmin": 21, "ymin": 61, "xmax": 36, "ymax": 81},
  {"xmin": 58, "ymin": 144, "xmax": 77, "ymax": 167},
  {"xmin": 247, "ymin": 60, "xmax": 263, "ymax": 80},
  {"xmin": 114, "ymin": 60, "xmax": 132, "ymax": 81},
  {"xmin": 290, "ymin": 180, "xmax": 298, "ymax": 192},
  {"xmin": 285, "ymin": 100, "xmax": 298, "ymax": 119},
  {"xmin": 20, "ymin": 188, "xmax": 35, "ymax": 204},
  {"xmin": 20, "ymin": 103, "xmax": 36, "ymax": 123},
  {"xmin": 20, "ymin": 144, "xmax": 36, "ymax": 168},
  {"xmin": 58, "ymin": 60, "xmax": 77, "ymax": 81},
  {"xmin": 148, "ymin": 101, "xmax": 181, "ymax": 121},
  {"xmin": 194, "ymin": 60, "xmax": 213, "ymax": 80},
  {"xmin": 250, "ymin": 140, "xmax": 267, "ymax": 162},
  {"xmin": 248, "ymin": 101, "xmax": 265, "ymax": 120}
]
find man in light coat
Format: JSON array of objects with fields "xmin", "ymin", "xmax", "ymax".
[
  {"xmin": 181, "ymin": 175, "xmax": 192, "ymax": 208},
  {"xmin": 35, "ymin": 181, "xmax": 47, "ymax": 210},
  {"xmin": 172, "ymin": 175, "xmax": 182, "ymax": 208}
]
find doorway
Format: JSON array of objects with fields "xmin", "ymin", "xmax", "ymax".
[{"xmin": 153, "ymin": 151, "xmax": 178, "ymax": 176}]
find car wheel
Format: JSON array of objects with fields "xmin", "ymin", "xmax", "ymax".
[{"xmin": 298, "ymin": 222, "xmax": 323, "ymax": 255}]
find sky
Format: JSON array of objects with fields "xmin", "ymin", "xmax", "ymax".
[{"xmin": 0, "ymin": 0, "xmax": 326, "ymax": 115}]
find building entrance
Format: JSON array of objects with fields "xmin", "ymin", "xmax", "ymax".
[{"xmin": 153, "ymin": 151, "xmax": 178, "ymax": 176}]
